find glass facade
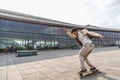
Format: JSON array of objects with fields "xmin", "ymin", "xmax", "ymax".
[
  {"xmin": 0, "ymin": 18, "xmax": 120, "ymax": 51},
  {"xmin": 92, "ymin": 30, "xmax": 120, "ymax": 47},
  {"xmin": 0, "ymin": 19, "xmax": 76, "ymax": 51}
]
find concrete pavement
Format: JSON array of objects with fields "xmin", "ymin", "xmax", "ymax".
[{"xmin": 0, "ymin": 47, "xmax": 120, "ymax": 80}]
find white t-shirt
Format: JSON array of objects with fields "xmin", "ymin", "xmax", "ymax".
[{"xmin": 78, "ymin": 31, "xmax": 92, "ymax": 46}]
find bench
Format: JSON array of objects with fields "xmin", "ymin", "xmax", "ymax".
[
  {"xmin": 16, "ymin": 50, "xmax": 37, "ymax": 57},
  {"xmin": 71, "ymin": 45, "xmax": 80, "ymax": 50}
]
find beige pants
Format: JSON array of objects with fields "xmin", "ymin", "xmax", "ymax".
[{"xmin": 78, "ymin": 43, "xmax": 94, "ymax": 69}]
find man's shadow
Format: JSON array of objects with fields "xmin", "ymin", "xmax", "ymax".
[{"xmin": 80, "ymin": 71, "xmax": 118, "ymax": 80}]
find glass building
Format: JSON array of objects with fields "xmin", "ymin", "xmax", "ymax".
[{"xmin": 0, "ymin": 9, "xmax": 120, "ymax": 52}]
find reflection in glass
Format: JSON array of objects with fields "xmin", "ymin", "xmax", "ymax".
[{"xmin": 0, "ymin": 18, "xmax": 120, "ymax": 51}]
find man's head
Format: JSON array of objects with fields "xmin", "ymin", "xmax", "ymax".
[{"xmin": 71, "ymin": 28, "xmax": 78, "ymax": 36}]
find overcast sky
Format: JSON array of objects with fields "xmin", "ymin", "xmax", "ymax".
[{"xmin": 0, "ymin": 0, "xmax": 120, "ymax": 29}]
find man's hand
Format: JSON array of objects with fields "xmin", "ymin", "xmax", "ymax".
[
  {"xmin": 99, "ymin": 35, "xmax": 104, "ymax": 40},
  {"xmin": 63, "ymin": 27, "xmax": 69, "ymax": 32}
]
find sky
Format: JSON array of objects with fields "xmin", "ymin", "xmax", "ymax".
[{"xmin": 0, "ymin": 0, "xmax": 120, "ymax": 29}]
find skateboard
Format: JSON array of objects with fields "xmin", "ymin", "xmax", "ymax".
[{"xmin": 78, "ymin": 69, "xmax": 101, "ymax": 79}]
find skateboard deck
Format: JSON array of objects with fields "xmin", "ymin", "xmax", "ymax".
[{"xmin": 75, "ymin": 70, "xmax": 101, "ymax": 79}]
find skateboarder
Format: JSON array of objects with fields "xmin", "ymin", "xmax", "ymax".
[{"xmin": 64, "ymin": 27, "xmax": 104, "ymax": 73}]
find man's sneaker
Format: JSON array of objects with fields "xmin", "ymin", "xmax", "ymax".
[
  {"xmin": 79, "ymin": 68, "xmax": 87, "ymax": 73},
  {"xmin": 90, "ymin": 67, "xmax": 96, "ymax": 71}
]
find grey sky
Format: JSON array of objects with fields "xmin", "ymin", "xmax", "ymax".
[{"xmin": 0, "ymin": 0, "xmax": 120, "ymax": 29}]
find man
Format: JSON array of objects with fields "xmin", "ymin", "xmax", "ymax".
[{"xmin": 64, "ymin": 27, "xmax": 104, "ymax": 73}]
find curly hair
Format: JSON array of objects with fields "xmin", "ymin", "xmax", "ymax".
[{"xmin": 71, "ymin": 28, "xmax": 78, "ymax": 33}]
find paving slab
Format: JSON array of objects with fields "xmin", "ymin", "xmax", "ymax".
[{"xmin": 0, "ymin": 47, "xmax": 120, "ymax": 80}]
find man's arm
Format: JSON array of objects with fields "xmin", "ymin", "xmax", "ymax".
[
  {"xmin": 81, "ymin": 28, "xmax": 89, "ymax": 35},
  {"xmin": 64, "ymin": 27, "xmax": 82, "ymax": 46},
  {"xmin": 87, "ymin": 31, "xmax": 104, "ymax": 40},
  {"xmin": 75, "ymin": 38, "xmax": 82, "ymax": 46},
  {"xmin": 81, "ymin": 28, "xmax": 104, "ymax": 40},
  {"xmin": 64, "ymin": 27, "xmax": 77, "ymax": 39}
]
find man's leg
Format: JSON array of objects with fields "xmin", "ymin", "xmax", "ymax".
[
  {"xmin": 84, "ymin": 43, "xmax": 96, "ymax": 70},
  {"xmin": 84, "ymin": 49, "xmax": 93, "ymax": 66},
  {"xmin": 79, "ymin": 43, "xmax": 95, "ymax": 71},
  {"xmin": 85, "ymin": 58, "xmax": 92, "ymax": 66},
  {"xmin": 79, "ymin": 54, "xmax": 85, "ymax": 69},
  {"xmin": 79, "ymin": 47, "xmax": 87, "ymax": 72},
  {"xmin": 79, "ymin": 46, "xmax": 91, "ymax": 72}
]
